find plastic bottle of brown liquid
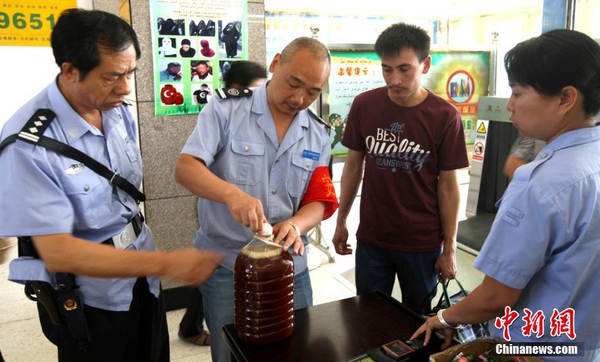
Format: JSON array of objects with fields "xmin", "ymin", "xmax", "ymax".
[{"xmin": 234, "ymin": 223, "xmax": 294, "ymax": 344}]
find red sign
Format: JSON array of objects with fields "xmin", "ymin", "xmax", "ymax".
[{"xmin": 473, "ymin": 141, "xmax": 484, "ymax": 161}]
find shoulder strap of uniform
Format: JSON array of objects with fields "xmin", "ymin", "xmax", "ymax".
[
  {"xmin": 0, "ymin": 134, "xmax": 17, "ymax": 152},
  {"xmin": 0, "ymin": 108, "xmax": 56, "ymax": 154},
  {"xmin": 37, "ymin": 137, "xmax": 146, "ymax": 202},
  {"xmin": 216, "ymin": 87, "xmax": 253, "ymax": 100},
  {"xmin": 0, "ymin": 108, "xmax": 145, "ymax": 203},
  {"xmin": 307, "ymin": 107, "xmax": 331, "ymax": 130}
]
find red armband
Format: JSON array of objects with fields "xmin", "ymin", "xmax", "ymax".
[{"xmin": 299, "ymin": 166, "xmax": 339, "ymax": 220}]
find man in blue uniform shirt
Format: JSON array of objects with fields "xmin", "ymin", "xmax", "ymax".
[
  {"xmin": 0, "ymin": 9, "xmax": 222, "ymax": 362},
  {"xmin": 175, "ymin": 37, "xmax": 338, "ymax": 362}
]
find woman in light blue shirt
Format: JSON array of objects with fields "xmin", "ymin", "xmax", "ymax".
[{"xmin": 412, "ymin": 29, "xmax": 600, "ymax": 361}]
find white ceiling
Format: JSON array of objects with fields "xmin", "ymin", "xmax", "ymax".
[{"xmin": 264, "ymin": 0, "xmax": 543, "ymax": 19}]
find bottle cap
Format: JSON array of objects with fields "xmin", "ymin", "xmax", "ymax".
[{"xmin": 259, "ymin": 223, "xmax": 273, "ymax": 236}]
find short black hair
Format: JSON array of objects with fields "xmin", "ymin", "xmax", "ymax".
[
  {"xmin": 375, "ymin": 23, "xmax": 430, "ymax": 62},
  {"xmin": 51, "ymin": 9, "xmax": 141, "ymax": 80},
  {"xmin": 223, "ymin": 61, "xmax": 267, "ymax": 88},
  {"xmin": 505, "ymin": 29, "xmax": 600, "ymax": 117}
]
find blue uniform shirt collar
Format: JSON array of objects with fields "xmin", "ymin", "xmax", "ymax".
[
  {"xmin": 251, "ymin": 82, "xmax": 309, "ymax": 151},
  {"xmin": 511, "ymin": 125, "xmax": 600, "ymax": 184},
  {"xmin": 47, "ymin": 79, "xmax": 122, "ymax": 144},
  {"xmin": 544, "ymin": 124, "xmax": 600, "ymax": 154},
  {"xmin": 101, "ymin": 107, "xmax": 126, "ymax": 137}
]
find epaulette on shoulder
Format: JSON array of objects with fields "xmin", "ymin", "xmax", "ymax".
[
  {"xmin": 216, "ymin": 87, "xmax": 253, "ymax": 100},
  {"xmin": 0, "ymin": 108, "xmax": 56, "ymax": 154},
  {"xmin": 307, "ymin": 107, "xmax": 331, "ymax": 129}
]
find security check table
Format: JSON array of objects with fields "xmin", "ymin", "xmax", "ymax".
[{"xmin": 223, "ymin": 290, "xmax": 444, "ymax": 362}]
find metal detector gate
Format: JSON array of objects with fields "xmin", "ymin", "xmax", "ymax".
[{"xmin": 457, "ymin": 96, "xmax": 520, "ymax": 254}]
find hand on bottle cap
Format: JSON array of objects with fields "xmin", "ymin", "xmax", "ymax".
[{"xmin": 259, "ymin": 223, "xmax": 273, "ymax": 236}]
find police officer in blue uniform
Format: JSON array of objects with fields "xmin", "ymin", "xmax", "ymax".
[
  {"xmin": 0, "ymin": 9, "xmax": 222, "ymax": 362},
  {"xmin": 175, "ymin": 37, "xmax": 334, "ymax": 362}
]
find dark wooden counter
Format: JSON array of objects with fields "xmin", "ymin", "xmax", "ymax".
[{"xmin": 223, "ymin": 290, "xmax": 443, "ymax": 362}]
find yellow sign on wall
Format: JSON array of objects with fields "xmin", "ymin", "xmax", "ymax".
[{"xmin": 0, "ymin": 0, "xmax": 76, "ymax": 47}]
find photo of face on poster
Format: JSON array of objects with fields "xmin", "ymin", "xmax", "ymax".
[
  {"xmin": 158, "ymin": 37, "xmax": 177, "ymax": 57},
  {"xmin": 159, "ymin": 60, "xmax": 183, "ymax": 82},
  {"xmin": 218, "ymin": 20, "xmax": 242, "ymax": 59},
  {"xmin": 191, "ymin": 60, "xmax": 213, "ymax": 82},
  {"xmin": 192, "ymin": 83, "xmax": 212, "ymax": 105},
  {"xmin": 157, "ymin": 17, "xmax": 185, "ymax": 35},
  {"xmin": 179, "ymin": 38, "xmax": 196, "ymax": 58}
]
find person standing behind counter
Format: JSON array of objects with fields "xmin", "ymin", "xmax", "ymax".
[
  {"xmin": 177, "ymin": 60, "xmax": 267, "ymax": 348},
  {"xmin": 412, "ymin": 29, "xmax": 600, "ymax": 361},
  {"xmin": 332, "ymin": 22, "xmax": 468, "ymax": 315},
  {"xmin": 0, "ymin": 9, "xmax": 223, "ymax": 362},
  {"xmin": 174, "ymin": 37, "xmax": 339, "ymax": 362}
]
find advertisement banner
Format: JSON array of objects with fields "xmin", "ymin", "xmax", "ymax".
[
  {"xmin": 328, "ymin": 50, "xmax": 490, "ymax": 157},
  {"xmin": 428, "ymin": 51, "xmax": 491, "ymax": 145},
  {"xmin": 149, "ymin": 0, "xmax": 247, "ymax": 116},
  {"xmin": 328, "ymin": 51, "xmax": 385, "ymax": 158},
  {"xmin": 0, "ymin": 0, "xmax": 76, "ymax": 47}
]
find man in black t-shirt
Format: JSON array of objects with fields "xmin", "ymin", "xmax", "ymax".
[{"xmin": 193, "ymin": 84, "xmax": 211, "ymax": 105}]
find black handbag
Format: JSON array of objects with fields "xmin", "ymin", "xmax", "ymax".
[{"xmin": 432, "ymin": 278, "xmax": 490, "ymax": 343}]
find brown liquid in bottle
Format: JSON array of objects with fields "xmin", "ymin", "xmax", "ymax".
[{"xmin": 234, "ymin": 238, "xmax": 294, "ymax": 344}]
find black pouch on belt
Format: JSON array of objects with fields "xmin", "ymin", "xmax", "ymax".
[{"xmin": 20, "ymin": 237, "xmax": 91, "ymax": 351}]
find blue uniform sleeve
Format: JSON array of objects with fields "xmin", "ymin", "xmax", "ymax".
[
  {"xmin": 473, "ymin": 180, "xmax": 566, "ymax": 289},
  {"xmin": 181, "ymin": 98, "xmax": 228, "ymax": 167},
  {"xmin": 0, "ymin": 142, "xmax": 74, "ymax": 236}
]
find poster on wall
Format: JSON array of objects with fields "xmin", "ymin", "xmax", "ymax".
[
  {"xmin": 0, "ymin": 0, "xmax": 76, "ymax": 47},
  {"xmin": 149, "ymin": 0, "xmax": 247, "ymax": 116},
  {"xmin": 328, "ymin": 49, "xmax": 490, "ymax": 157},
  {"xmin": 328, "ymin": 51, "xmax": 385, "ymax": 158},
  {"xmin": 427, "ymin": 51, "xmax": 491, "ymax": 145}
]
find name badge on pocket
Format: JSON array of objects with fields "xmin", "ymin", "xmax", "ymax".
[
  {"xmin": 65, "ymin": 163, "xmax": 85, "ymax": 175},
  {"xmin": 302, "ymin": 149, "xmax": 320, "ymax": 161}
]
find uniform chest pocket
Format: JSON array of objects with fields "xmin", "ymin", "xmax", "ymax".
[
  {"xmin": 61, "ymin": 169, "xmax": 112, "ymax": 229},
  {"xmin": 287, "ymin": 154, "xmax": 316, "ymax": 197},
  {"xmin": 124, "ymin": 146, "xmax": 138, "ymax": 162},
  {"xmin": 225, "ymin": 140, "xmax": 265, "ymax": 186},
  {"xmin": 123, "ymin": 143, "xmax": 143, "ymax": 188}
]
